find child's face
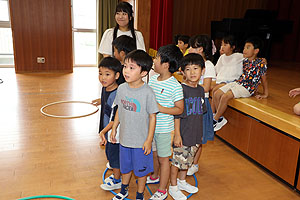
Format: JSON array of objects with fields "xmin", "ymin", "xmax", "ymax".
[
  {"xmin": 123, "ymin": 59, "xmax": 145, "ymax": 83},
  {"xmin": 177, "ymin": 40, "xmax": 187, "ymax": 51},
  {"xmin": 243, "ymin": 42, "xmax": 258, "ymax": 59},
  {"xmin": 153, "ymin": 55, "xmax": 164, "ymax": 74},
  {"xmin": 221, "ymin": 41, "xmax": 234, "ymax": 56},
  {"xmin": 113, "ymin": 47, "xmax": 123, "ymax": 63},
  {"xmin": 183, "ymin": 64, "xmax": 202, "ymax": 85},
  {"xmin": 98, "ymin": 67, "xmax": 119, "ymax": 90},
  {"xmin": 115, "ymin": 11, "xmax": 130, "ymax": 28}
]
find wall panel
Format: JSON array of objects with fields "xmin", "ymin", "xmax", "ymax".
[{"xmin": 9, "ymin": 0, "xmax": 73, "ymax": 73}]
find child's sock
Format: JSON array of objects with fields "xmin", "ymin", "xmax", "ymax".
[
  {"xmin": 136, "ymin": 192, "xmax": 144, "ymax": 200},
  {"xmin": 157, "ymin": 188, "xmax": 167, "ymax": 194},
  {"xmin": 178, "ymin": 179, "xmax": 186, "ymax": 184},
  {"xmin": 113, "ymin": 178, "xmax": 121, "ymax": 184},
  {"xmin": 120, "ymin": 183, "xmax": 129, "ymax": 195},
  {"xmin": 193, "ymin": 164, "xmax": 199, "ymax": 168}
]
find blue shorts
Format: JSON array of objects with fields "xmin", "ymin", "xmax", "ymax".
[
  {"xmin": 120, "ymin": 145, "xmax": 154, "ymax": 177},
  {"xmin": 105, "ymin": 142, "xmax": 120, "ymax": 169},
  {"xmin": 202, "ymin": 98, "xmax": 214, "ymax": 144}
]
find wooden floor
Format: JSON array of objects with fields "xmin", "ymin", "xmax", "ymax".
[{"xmin": 0, "ymin": 66, "xmax": 300, "ymax": 200}]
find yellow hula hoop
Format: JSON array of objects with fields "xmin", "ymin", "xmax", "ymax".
[{"xmin": 40, "ymin": 100, "xmax": 99, "ymax": 119}]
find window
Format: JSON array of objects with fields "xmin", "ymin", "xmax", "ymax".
[
  {"xmin": 0, "ymin": 0, "xmax": 14, "ymax": 66},
  {"xmin": 72, "ymin": 0, "xmax": 97, "ymax": 66}
]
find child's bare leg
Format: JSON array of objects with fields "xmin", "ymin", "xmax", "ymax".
[
  {"xmin": 158, "ymin": 156, "xmax": 170, "ymax": 191},
  {"xmin": 151, "ymin": 151, "xmax": 160, "ymax": 178},
  {"xmin": 293, "ymin": 103, "xmax": 300, "ymax": 115},
  {"xmin": 137, "ymin": 176, "xmax": 147, "ymax": 193},
  {"xmin": 192, "ymin": 144, "xmax": 202, "ymax": 165},
  {"xmin": 178, "ymin": 169, "xmax": 188, "ymax": 181},
  {"xmin": 122, "ymin": 171, "xmax": 132, "ymax": 185},
  {"xmin": 170, "ymin": 165, "xmax": 178, "ymax": 186},
  {"xmin": 211, "ymin": 84, "xmax": 225, "ymax": 113},
  {"xmin": 215, "ymin": 90, "xmax": 234, "ymax": 120},
  {"xmin": 213, "ymin": 89, "xmax": 225, "ymax": 113},
  {"xmin": 113, "ymin": 168, "xmax": 121, "ymax": 180}
]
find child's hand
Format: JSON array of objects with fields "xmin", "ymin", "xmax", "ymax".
[
  {"xmin": 289, "ymin": 88, "xmax": 300, "ymax": 98},
  {"xmin": 142, "ymin": 140, "xmax": 152, "ymax": 155},
  {"xmin": 110, "ymin": 129, "xmax": 117, "ymax": 144},
  {"xmin": 99, "ymin": 131, "xmax": 107, "ymax": 146},
  {"xmin": 174, "ymin": 135, "xmax": 183, "ymax": 147},
  {"xmin": 92, "ymin": 98, "xmax": 101, "ymax": 106},
  {"xmin": 255, "ymin": 93, "xmax": 268, "ymax": 100},
  {"xmin": 157, "ymin": 103, "xmax": 163, "ymax": 112},
  {"xmin": 261, "ymin": 58, "xmax": 268, "ymax": 65}
]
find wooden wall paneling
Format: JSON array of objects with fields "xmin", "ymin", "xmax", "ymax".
[
  {"xmin": 248, "ymin": 121, "xmax": 300, "ymax": 185},
  {"xmin": 173, "ymin": 0, "xmax": 268, "ymax": 37},
  {"xmin": 136, "ymin": 0, "xmax": 151, "ymax": 52},
  {"xmin": 9, "ymin": 0, "xmax": 73, "ymax": 73},
  {"xmin": 216, "ymin": 108, "xmax": 252, "ymax": 154}
]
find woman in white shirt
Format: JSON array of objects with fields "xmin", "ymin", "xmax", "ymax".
[{"xmin": 98, "ymin": 2, "xmax": 146, "ymax": 57}]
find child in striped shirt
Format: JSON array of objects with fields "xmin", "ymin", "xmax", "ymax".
[{"xmin": 148, "ymin": 44, "xmax": 184, "ymax": 200}]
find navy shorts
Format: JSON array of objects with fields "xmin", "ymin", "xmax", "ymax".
[
  {"xmin": 120, "ymin": 145, "xmax": 154, "ymax": 177},
  {"xmin": 105, "ymin": 142, "xmax": 120, "ymax": 169}
]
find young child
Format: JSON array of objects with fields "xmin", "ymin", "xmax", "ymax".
[
  {"xmin": 177, "ymin": 35, "xmax": 190, "ymax": 56},
  {"xmin": 148, "ymin": 44, "xmax": 184, "ymax": 200},
  {"xmin": 211, "ymin": 35, "xmax": 243, "ymax": 113},
  {"xmin": 169, "ymin": 53, "xmax": 206, "ymax": 200},
  {"xmin": 186, "ymin": 34, "xmax": 215, "ymax": 176},
  {"xmin": 112, "ymin": 35, "xmax": 137, "ymax": 85},
  {"xmin": 213, "ymin": 37, "xmax": 268, "ymax": 131},
  {"xmin": 91, "ymin": 57, "xmax": 122, "ymax": 190},
  {"xmin": 110, "ymin": 50, "xmax": 159, "ymax": 200},
  {"xmin": 289, "ymin": 88, "xmax": 300, "ymax": 115}
]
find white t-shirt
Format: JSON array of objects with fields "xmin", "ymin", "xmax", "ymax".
[
  {"xmin": 199, "ymin": 60, "xmax": 216, "ymax": 98},
  {"xmin": 215, "ymin": 53, "xmax": 244, "ymax": 84},
  {"xmin": 98, "ymin": 28, "xmax": 146, "ymax": 56}
]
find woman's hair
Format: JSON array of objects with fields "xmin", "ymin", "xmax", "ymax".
[
  {"xmin": 222, "ymin": 35, "xmax": 237, "ymax": 52},
  {"xmin": 189, "ymin": 34, "xmax": 213, "ymax": 61},
  {"xmin": 113, "ymin": 2, "xmax": 136, "ymax": 49}
]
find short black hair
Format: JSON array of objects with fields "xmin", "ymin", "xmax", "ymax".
[
  {"xmin": 112, "ymin": 35, "xmax": 136, "ymax": 55},
  {"xmin": 124, "ymin": 50, "xmax": 153, "ymax": 73},
  {"xmin": 98, "ymin": 57, "xmax": 122, "ymax": 74},
  {"xmin": 178, "ymin": 35, "xmax": 190, "ymax": 45},
  {"xmin": 180, "ymin": 53, "xmax": 205, "ymax": 71},
  {"xmin": 189, "ymin": 34, "xmax": 213, "ymax": 61},
  {"xmin": 223, "ymin": 35, "xmax": 236, "ymax": 48},
  {"xmin": 157, "ymin": 44, "xmax": 183, "ymax": 73},
  {"xmin": 245, "ymin": 36, "xmax": 263, "ymax": 50}
]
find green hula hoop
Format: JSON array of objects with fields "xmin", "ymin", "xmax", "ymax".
[{"xmin": 19, "ymin": 195, "xmax": 74, "ymax": 200}]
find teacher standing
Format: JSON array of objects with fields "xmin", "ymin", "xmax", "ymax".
[{"xmin": 98, "ymin": 2, "xmax": 146, "ymax": 57}]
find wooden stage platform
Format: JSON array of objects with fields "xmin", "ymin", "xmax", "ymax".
[{"xmin": 216, "ymin": 61, "xmax": 300, "ymax": 189}]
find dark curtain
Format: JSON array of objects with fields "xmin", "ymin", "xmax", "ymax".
[{"xmin": 149, "ymin": 0, "xmax": 173, "ymax": 57}]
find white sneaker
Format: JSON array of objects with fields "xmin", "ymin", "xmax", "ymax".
[
  {"xmin": 187, "ymin": 164, "xmax": 198, "ymax": 176},
  {"xmin": 100, "ymin": 179, "xmax": 121, "ymax": 190},
  {"xmin": 213, "ymin": 116, "xmax": 228, "ymax": 132},
  {"xmin": 112, "ymin": 191, "xmax": 129, "ymax": 200},
  {"xmin": 169, "ymin": 185, "xmax": 187, "ymax": 200},
  {"xmin": 106, "ymin": 162, "xmax": 113, "ymax": 169},
  {"xmin": 177, "ymin": 179, "xmax": 198, "ymax": 194},
  {"xmin": 146, "ymin": 175, "xmax": 160, "ymax": 184},
  {"xmin": 149, "ymin": 190, "xmax": 168, "ymax": 200},
  {"xmin": 104, "ymin": 174, "xmax": 114, "ymax": 183}
]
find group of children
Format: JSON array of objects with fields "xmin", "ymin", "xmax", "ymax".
[{"xmin": 94, "ymin": 31, "xmax": 271, "ymax": 200}]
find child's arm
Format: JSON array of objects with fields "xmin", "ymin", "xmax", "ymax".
[
  {"xmin": 157, "ymin": 99, "xmax": 184, "ymax": 115},
  {"xmin": 255, "ymin": 75, "xmax": 268, "ymax": 99},
  {"xmin": 173, "ymin": 118, "xmax": 183, "ymax": 147},
  {"xmin": 99, "ymin": 121, "xmax": 114, "ymax": 146},
  {"xmin": 92, "ymin": 98, "xmax": 101, "ymax": 106},
  {"xmin": 202, "ymin": 77, "xmax": 212, "ymax": 93},
  {"xmin": 143, "ymin": 113, "xmax": 156, "ymax": 155},
  {"xmin": 289, "ymin": 88, "xmax": 300, "ymax": 98},
  {"xmin": 110, "ymin": 109, "xmax": 119, "ymax": 144}
]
